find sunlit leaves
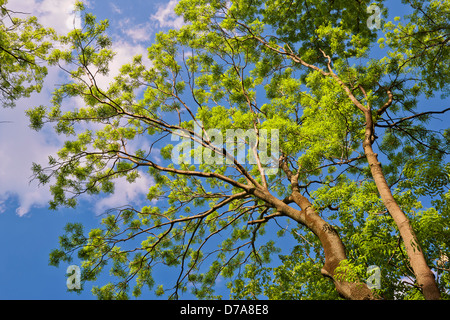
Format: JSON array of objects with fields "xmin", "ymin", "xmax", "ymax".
[
  {"xmin": 39, "ymin": 0, "xmax": 450, "ymax": 300},
  {"xmin": 0, "ymin": 0, "xmax": 54, "ymax": 107}
]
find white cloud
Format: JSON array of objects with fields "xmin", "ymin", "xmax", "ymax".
[
  {"xmin": 93, "ymin": 174, "xmax": 154, "ymax": 215},
  {"xmin": 0, "ymin": 94, "xmax": 61, "ymax": 216},
  {"xmin": 124, "ymin": 22, "xmax": 153, "ymax": 43},
  {"xmin": 90, "ymin": 39, "xmax": 152, "ymax": 91},
  {"xmin": 0, "ymin": 1, "xmax": 161, "ymax": 216},
  {"xmin": 0, "ymin": 59, "xmax": 154, "ymax": 217},
  {"xmin": 151, "ymin": 0, "xmax": 184, "ymax": 30},
  {"xmin": 0, "ymin": 61, "xmax": 66, "ymax": 217},
  {"xmin": 110, "ymin": 3, "xmax": 122, "ymax": 14},
  {"xmin": 7, "ymin": 0, "xmax": 84, "ymax": 33},
  {"xmin": 0, "ymin": 194, "xmax": 8, "ymax": 214},
  {"xmin": 0, "ymin": 0, "xmax": 77, "ymax": 218}
]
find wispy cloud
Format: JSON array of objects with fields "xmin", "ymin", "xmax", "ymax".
[
  {"xmin": 0, "ymin": 0, "xmax": 86, "ymax": 216},
  {"xmin": 126, "ymin": 23, "xmax": 153, "ymax": 43},
  {"xmin": 151, "ymin": 0, "xmax": 184, "ymax": 30},
  {"xmin": 118, "ymin": 18, "xmax": 153, "ymax": 44},
  {"xmin": 0, "ymin": 90, "xmax": 61, "ymax": 216},
  {"xmin": 8, "ymin": 0, "xmax": 85, "ymax": 33},
  {"xmin": 110, "ymin": 3, "xmax": 122, "ymax": 14}
]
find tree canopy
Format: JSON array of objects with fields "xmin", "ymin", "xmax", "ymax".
[
  {"xmin": 24, "ymin": 0, "xmax": 450, "ymax": 299},
  {"xmin": 0, "ymin": 0, "xmax": 53, "ymax": 108}
]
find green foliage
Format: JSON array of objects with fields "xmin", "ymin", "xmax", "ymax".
[
  {"xmin": 0, "ymin": 0, "xmax": 54, "ymax": 107},
  {"xmin": 34, "ymin": 0, "xmax": 450, "ymax": 300},
  {"xmin": 230, "ymin": 244, "xmax": 342, "ymax": 300},
  {"xmin": 383, "ymin": 0, "xmax": 450, "ymax": 97}
]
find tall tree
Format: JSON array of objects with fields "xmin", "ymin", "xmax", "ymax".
[
  {"xmin": 0, "ymin": 0, "xmax": 53, "ymax": 108},
  {"xmin": 29, "ymin": 0, "xmax": 449, "ymax": 299}
]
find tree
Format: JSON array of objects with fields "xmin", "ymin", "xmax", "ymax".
[
  {"xmin": 0, "ymin": 0, "xmax": 54, "ymax": 108},
  {"xmin": 28, "ymin": 0, "xmax": 449, "ymax": 299}
]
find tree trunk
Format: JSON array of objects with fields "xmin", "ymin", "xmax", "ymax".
[
  {"xmin": 266, "ymin": 161, "xmax": 377, "ymax": 300},
  {"xmin": 363, "ymin": 112, "xmax": 441, "ymax": 300}
]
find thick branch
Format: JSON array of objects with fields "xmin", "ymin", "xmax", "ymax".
[{"xmin": 278, "ymin": 155, "xmax": 376, "ymax": 300}]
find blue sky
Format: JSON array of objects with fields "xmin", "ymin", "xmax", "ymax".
[
  {"xmin": 0, "ymin": 0, "xmax": 448, "ymax": 300},
  {"xmin": 0, "ymin": 0, "xmax": 185, "ymax": 300}
]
